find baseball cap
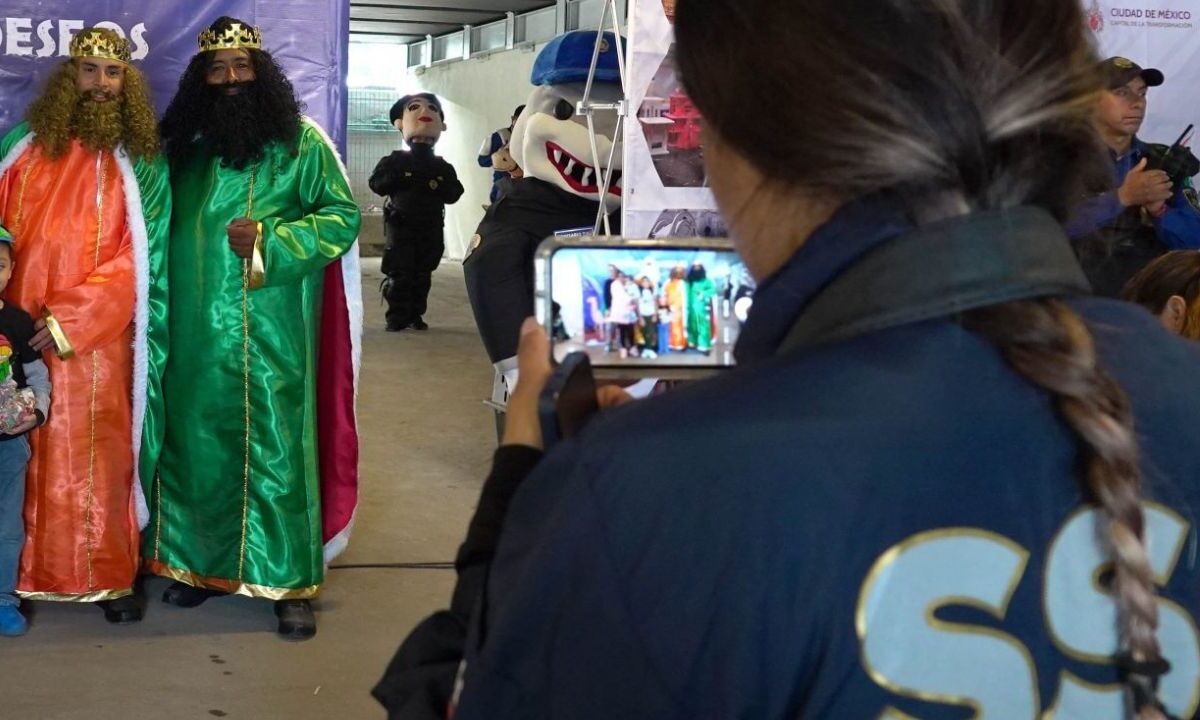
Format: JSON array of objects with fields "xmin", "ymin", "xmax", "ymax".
[
  {"xmin": 0, "ymin": 225, "xmax": 11, "ymax": 246},
  {"xmin": 1100, "ymin": 56, "xmax": 1164, "ymax": 90}
]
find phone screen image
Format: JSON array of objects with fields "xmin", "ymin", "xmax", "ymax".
[{"xmin": 549, "ymin": 246, "xmax": 755, "ymax": 368}]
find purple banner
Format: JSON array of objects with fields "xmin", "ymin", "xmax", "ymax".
[{"xmin": 0, "ymin": 0, "xmax": 350, "ymax": 150}]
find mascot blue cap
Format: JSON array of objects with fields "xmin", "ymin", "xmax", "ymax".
[{"xmin": 531, "ymin": 31, "xmax": 623, "ymax": 86}]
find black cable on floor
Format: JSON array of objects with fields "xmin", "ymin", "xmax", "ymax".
[{"xmin": 329, "ymin": 562, "xmax": 455, "ymax": 570}]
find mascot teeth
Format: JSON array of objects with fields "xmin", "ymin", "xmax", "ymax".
[{"xmin": 544, "ymin": 141, "xmax": 623, "ymax": 196}]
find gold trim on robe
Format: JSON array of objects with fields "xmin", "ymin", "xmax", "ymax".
[
  {"xmin": 17, "ymin": 588, "xmax": 133, "ymax": 602},
  {"xmin": 145, "ymin": 560, "xmax": 320, "ymax": 600}
]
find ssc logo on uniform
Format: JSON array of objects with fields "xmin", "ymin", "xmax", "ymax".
[{"xmin": 857, "ymin": 503, "xmax": 1200, "ymax": 718}]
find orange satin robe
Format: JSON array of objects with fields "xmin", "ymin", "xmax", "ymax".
[
  {"xmin": 0, "ymin": 141, "xmax": 137, "ymax": 601},
  {"xmin": 665, "ymin": 278, "xmax": 688, "ymax": 351}
]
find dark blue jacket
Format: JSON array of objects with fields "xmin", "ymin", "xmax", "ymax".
[{"xmin": 453, "ymin": 200, "xmax": 1200, "ymax": 719}]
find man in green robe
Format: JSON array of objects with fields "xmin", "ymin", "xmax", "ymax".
[
  {"xmin": 145, "ymin": 17, "xmax": 361, "ymax": 640},
  {"xmin": 686, "ymin": 262, "xmax": 716, "ymax": 353}
]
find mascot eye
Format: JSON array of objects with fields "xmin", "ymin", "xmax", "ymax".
[{"xmin": 554, "ymin": 99, "xmax": 575, "ymax": 121}]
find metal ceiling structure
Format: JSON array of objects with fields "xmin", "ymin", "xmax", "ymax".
[{"xmin": 350, "ymin": 1, "xmax": 557, "ymax": 43}]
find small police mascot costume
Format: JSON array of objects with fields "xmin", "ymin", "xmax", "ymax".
[
  {"xmin": 463, "ymin": 31, "xmax": 624, "ymax": 389},
  {"xmin": 369, "ymin": 93, "xmax": 464, "ymax": 331}
]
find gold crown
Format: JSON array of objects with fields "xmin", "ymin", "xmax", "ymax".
[
  {"xmin": 69, "ymin": 29, "xmax": 132, "ymax": 64},
  {"xmin": 198, "ymin": 22, "xmax": 263, "ymax": 53}
]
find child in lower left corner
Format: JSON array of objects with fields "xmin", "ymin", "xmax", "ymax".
[{"xmin": 0, "ymin": 225, "xmax": 51, "ymax": 637}]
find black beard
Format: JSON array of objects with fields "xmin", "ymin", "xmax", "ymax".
[{"xmin": 199, "ymin": 82, "xmax": 278, "ymax": 169}]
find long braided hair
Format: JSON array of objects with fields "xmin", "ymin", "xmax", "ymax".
[{"xmin": 676, "ymin": 0, "xmax": 1167, "ymax": 715}]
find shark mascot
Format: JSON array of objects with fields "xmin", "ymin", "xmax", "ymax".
[{"xmin": 463, "ymin": 30, "xmax": 624, "ymax": 391}]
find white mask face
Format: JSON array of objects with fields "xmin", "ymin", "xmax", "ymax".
[
  {"xmin": 396, "ymin": 96, "xmax": 446, "ymax": 144},
  {"xmin": 511, "ymin": 83, "xmax": 623, "ymax": 206}
]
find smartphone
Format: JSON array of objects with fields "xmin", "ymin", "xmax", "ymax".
[
  {"xmin": 538, "ymin": 351, "xmax": 600, "ymax": 450},
  {"xmin": 534, "ymin": 236, "xmax": 755, "ymax": 380}
]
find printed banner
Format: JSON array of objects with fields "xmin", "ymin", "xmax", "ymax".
[
  {"xmin": 0, "ymin": 0, "xmax": 350, "ymax": 150},
  {"xmin": 622, "ymin": 0, "xmax": 717, "ymax": 238},
  {"xmin": 1086, "ymin": 0, "xmax": 1199, "ymax": 145}
]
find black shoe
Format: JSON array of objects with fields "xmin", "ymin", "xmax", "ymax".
[
  {"xmin": 275, "ymin": 600, "xmax": 316, "ymax": 641},
  {"xmin": 412, "ymin": 318, "xmax": 429, "ymax": 331},
  {"xmin": 385, "ymin": 321, "xmax": 411, "ymax": 332},
  {"xmin": 97, "ymin": 594, "xmax": 143, "ymax": 624},
  {"xmin": 162, "ymin": 581, "xmax": 226, "ymax": 608}
]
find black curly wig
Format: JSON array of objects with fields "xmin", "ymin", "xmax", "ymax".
[{"xmin": 160, "ymin": 16, "xmax": 303, "ymax": 169}]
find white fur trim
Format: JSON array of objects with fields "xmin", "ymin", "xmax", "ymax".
[
  {"xmin": 322, "ymin": 511, "xmax": 356, "ymax": 565},
  {"xmin": 0, "ymin": 135, "xmax": 35, "ymax": 186},
  {"xmin": 113, "ymin": 147, "xmax": 151, "ymax": 530},
  {"xmin": 303, "ymin": 117, "xmax": 362, "ymax": 562}
]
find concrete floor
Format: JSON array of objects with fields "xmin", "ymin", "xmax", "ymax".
[{"xmin": 0, "ymin": 259, "xmax": 496, "ymax": 719}]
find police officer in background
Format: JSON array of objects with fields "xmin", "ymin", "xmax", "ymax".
[
  {"xmin": 370, "ymin": 93, "xmax": 464, "ymax": 331},
  {"xmin": 1066, "ymin": 57, "xmax": 1200, "ymax": 297}
]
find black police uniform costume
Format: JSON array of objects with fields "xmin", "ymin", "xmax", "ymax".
[{"xmin": 369, "ymin": 95, "xmax": 464, "ymax": 331}]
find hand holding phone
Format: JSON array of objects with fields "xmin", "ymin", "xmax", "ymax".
[
  {"xmin": 538, "ymin": 352, "xmax": 600, "ymax": 450},
  {"xmin": 502, "ymin": 319, "xmax": 635, "ymax": 452}
]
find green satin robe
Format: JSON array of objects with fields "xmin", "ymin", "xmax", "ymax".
[
  {"xmin": 687, "ymin": 278, "xmax": 716, "ymax": 352},
  {"xmin": 146, "ymin": 121, "xmax": 360, "ymax": 598}
]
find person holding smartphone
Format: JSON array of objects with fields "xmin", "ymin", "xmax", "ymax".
[
  {"xmin": 1066, "ymin": 57, "xmax": 1200, "ymax": 297},
  {"xmin": 379, "ymin": 1, "xmax": 1200, "ymax": 717}
]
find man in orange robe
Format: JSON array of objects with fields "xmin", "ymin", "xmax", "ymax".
[
  {"xmin": 665, "ymin": 265, "xmax": 689, "ymax": 351},
  {"xmin": 0, "ymin": 29, "xmax": 170, "ymax": 623}
]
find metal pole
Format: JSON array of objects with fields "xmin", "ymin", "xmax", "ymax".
[
  {"xmin": 593, "ymin": 113, "xmax": 624, "ymax": 234},
  {"xmin": 579, "ymin": 0, "xmax": 611, "ymax": 109},
  {"xmin": 576, "ymin": 0, "xmax": 628, "ymax": 235}
]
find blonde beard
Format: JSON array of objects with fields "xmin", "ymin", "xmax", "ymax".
[
  {"xmin": 27, "ymin": 60, "xmax": 160, "ymax": 161},
  {"xmin": 69, "ymin": 95, "xmax": 125, "ymax": 153}
]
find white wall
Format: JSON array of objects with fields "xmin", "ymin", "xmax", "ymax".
[{"xmin": 403, "ymin": 46, "xmax": 544, "ymax": 259}]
